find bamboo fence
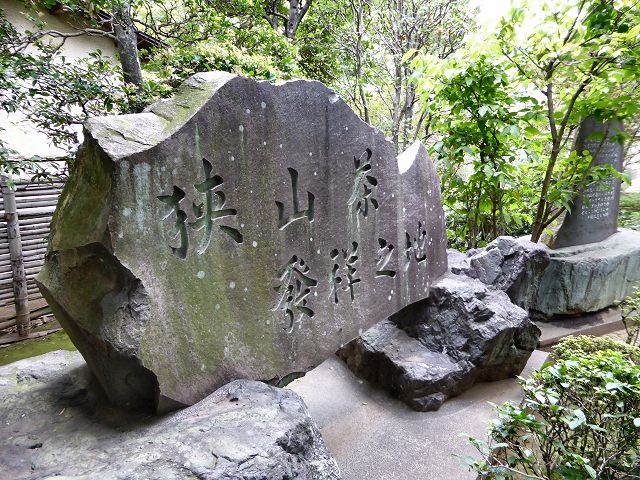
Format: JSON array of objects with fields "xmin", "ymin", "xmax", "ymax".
[{"xmin": 0, "ymin": 180, "xmax": 64, "ymax": 332}]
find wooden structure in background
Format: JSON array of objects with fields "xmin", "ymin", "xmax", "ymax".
[{"xmin": 0, "ymin": 180, "xmax": 63, "ymax": 332}]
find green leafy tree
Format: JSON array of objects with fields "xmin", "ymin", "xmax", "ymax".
[
  {"xmin": 368, "ymin": 0, "xmax": 475, "ymax": 152},
  {"xmin": 414, "ymin": 54, "xmax": 540, "ymax": 249},
  {"xmin": 497, "ymin": 0, "xmax": 640, "ymax": 242},
  {"xmin": 0, "ymin": 0, "xmax": 317, "ymax": 174}
]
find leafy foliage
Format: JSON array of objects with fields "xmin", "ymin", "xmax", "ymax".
[
  {"xmin": 497, "ymin": 0, "xmax": 640, "ymax": 242},
  {"xmin": 0, "ymin": 0, "xmax": 302, "ymax": 176},
  {"xmin": 413, "ymin": 54, "xmax": 539, "ymax": 249},
  {"xmin": 553, "ymin": 335, "xmax": 640, "ymax": 364},
  {"xmin": 622, "ymin": 287, "xmax": 640, "ymax": 347},
  {"xmin": 464, "ymin": 346, "xmax": 640, "ymax": 479},
  {"xmin": 619, "ymin": 193, "xmax": 640, "ymax": 231}
]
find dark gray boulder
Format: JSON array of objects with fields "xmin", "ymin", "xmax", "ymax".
[
  {"xmin": 0, "ymin": 350, "xmax": 341, "ymax": 480},
  {"xmin": 449, "ymin": 236, "xmax": 549, "ymax": 310},
  {"xmin": 337, "ymin": 274, "xmax": 540, "ymax": 411}
]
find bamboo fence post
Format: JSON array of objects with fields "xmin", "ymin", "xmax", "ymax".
[{"xmin": 1, "ymin": 177, "xmax": 31, "ymax": 336}]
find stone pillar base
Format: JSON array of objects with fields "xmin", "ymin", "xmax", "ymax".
[{"xmin": 529, "ymin": 229, "xmax": 640, "ymax": 319}]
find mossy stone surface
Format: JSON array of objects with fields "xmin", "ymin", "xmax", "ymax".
[{"xmin": 37, "ymin": 72, "xmax": 448, "ymax": 411}]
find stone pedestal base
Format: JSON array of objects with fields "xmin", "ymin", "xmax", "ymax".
[{"xmin": 529, "ymin": 229, "xmax": 640, "ymax": 319}]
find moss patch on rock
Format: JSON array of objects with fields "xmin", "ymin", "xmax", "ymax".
[{"xmin": 0, "ymin": 332, "xmax": 76, "ymax": 367}]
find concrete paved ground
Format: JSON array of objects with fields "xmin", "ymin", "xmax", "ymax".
[{"xmin": 288, "ymin": 351, "xmax": 549, "ymax": 480}]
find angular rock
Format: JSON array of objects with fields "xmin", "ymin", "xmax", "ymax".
[
  {"xmin": 36, "ymin": 72, "xmax": 448, "ymax": 411},
  {"xmin": 0, "ymin": 350, "xmax": 341, "ymax": 480},
  {"xmin": 337, "ymin": 274, "xmax": 540, "ymax": 411},
  {"xmin": 449, "ymin": 236, "xmax": 549, "ymax": 310},
  {"xmin": 527, "ymin": 229, "xmax": 640, "ymax": 319}
]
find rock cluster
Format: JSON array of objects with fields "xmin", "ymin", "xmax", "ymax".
[
  {"xmin": 338, "ymin": 273, "xmax": 540, "ymax": 411},
  {"xmin": 449, "ymin": 236, "xmax": 550, "ymax": 310},
  {"xmin": 0, "ymin": 350, "xmax": 341, "ymax": 480}
]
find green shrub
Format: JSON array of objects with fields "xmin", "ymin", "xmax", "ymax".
[
  {"xmin": 553, "ymin": 335, "xmax": 640, "ymax": 364},
  {"xmin": 622, "ymin": 287, "xmax": 640, "ymax": 347},
  {"xmin": 464, "ymin": 349, "xmax": 640, "ymax": 479},
  {"xmin": 619, "ymin": 193, "xmax": 640, "ymax": 231}
]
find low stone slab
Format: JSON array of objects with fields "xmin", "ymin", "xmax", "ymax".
[
  {"xmin": 337, "ymin": 274, "xmax": 540, "ymax": 411},
  {"xmin": 528, "ymin": 229, "xmax": 640, "ymax": 319},
  {"xmin": 0, "ymin": 350, "xmax": 340, "ymax": 480},
  {"xmin": 36, "ymin": 72, "xmax": 447, "ymax": 411}
]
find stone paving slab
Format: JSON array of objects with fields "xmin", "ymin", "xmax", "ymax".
[
  {"xmin": 536, "ymin": 307, "xmax": 624, "ymax": 348},
  {"xmin": 288, "ymin": 351, "xmax": 549, "ymax": 480}
]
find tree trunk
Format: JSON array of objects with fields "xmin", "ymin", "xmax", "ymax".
[
  {"xmin": 113, "ymin": 2, "xmax": 144, "ymax": 92},
  {"xmin": 353, "ymin": 0, "xmax": 370, "ymax": 124},
  {"xmin": 285, "ymin": 0, "xmax": 312, "ymax": 41},
  {"xmin": 402, "ymin": 67, "xmax": 415, "ymax": 151},
  {"xmin": 391, "ymin": 58, "xmax": 403, "ymax": 151},
  {"xmin": 266, "ymin": 0, "xmax": 280, "ymax": 29}
]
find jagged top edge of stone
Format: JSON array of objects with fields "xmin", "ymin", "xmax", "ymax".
[
  {"xmin": 84, "ymin": 71, "xmax": 235, "ymax": 160},
  {"xmin": 84, "ymin": 71, "xmax": 419, "ymax": 167}
]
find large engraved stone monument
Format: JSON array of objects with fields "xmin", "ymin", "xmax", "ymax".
[
  {"xmin": 36, "ymin": 72, "xmax": 448, "ymax": 412},
  {"xmin": 554, "ymin": 117, "xmax": 624, "ymax": 248}
]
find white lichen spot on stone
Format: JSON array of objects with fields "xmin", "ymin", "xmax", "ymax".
[
  {"xmin": 329, "ymin": 93, "xmax": 339, "ymax": 104},
  {"xmin": 391, "ymin": 289, "xmax": 394, "ymax": 295},
  {"xmin": 200, "ymin": 364, "xmax": 206, "ymax": 372},
  {"xmin": 402, "ymin": 207, "xmax": 406, "ymax": 213},
  {"xmin": 261, "ymin": 101, "xmax": 267, "ymax": 109},
  {"xmin": 239, "ymin": 125, "xmax": 244, "ymax": 132},
  {"xmin": 196, "ymin": 271, "xmax": 205, "ymax": 279},
  {"xmin": 313, "ymin": 291, "xmax": 318, "ymax": 297},
  {"xmin": 245, "ymin": 108, "xmax": 251, "ymax": 114},
  {"xmin": 391, "ymin": 193, "xmax": 395, "ymax": 198},
  {"xmin": 252, "ymin": 241, "xmax": 258, "ymax": 248},
  {"xmin": 263, "ymin": 141, "xmax": 267, "ymax": 146},
  {"xmin": 345, "ymin": 126, "xmax": 349, "ymax": 131},
  {"xmin": 241, "ymin": 223, "xmax": 245, "ymax": 228},
  {"xmin": 229, "ymin": 281, "xmax": 236, "ymax": 289},
  {"xmin": 309, "ymin": 152, "xmax": 313, "ymax": 156},
  {"xmin": 215, "ymin": 304, "xmax": 220, "ymax": 310},
  {"xmin": 314, "ymin": 171, "xmax": 317, "ymax": 176},
  {"xmin": 279, "ymin": 144, "xmax": 283, "ymax": 148},
  {"xmin": 388, "ymin": 295, "xmax": 392, "ymax": 301},
  {"xmin": 230, "ymin": 155, "xmax": 235, "ymax": 162},
  {"xmin": 317, "ymin": 249, "xmax": 321, "ymax": 254},
  {"xmin": 310, "ymin": 237, "xmax": 313, "ymax": 242},
  {"xmin": 244, "ymin": 287, "xmax": 248, "ymax": 292}
]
